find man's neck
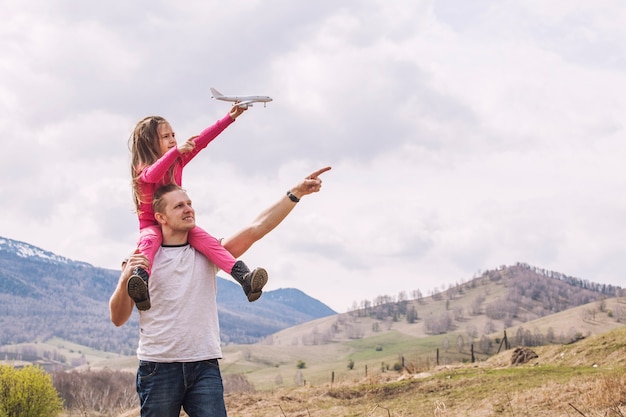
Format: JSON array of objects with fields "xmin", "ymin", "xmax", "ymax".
[{"xmin": 161, "ymin": 229, "xmax": 190, "ymax": 246}]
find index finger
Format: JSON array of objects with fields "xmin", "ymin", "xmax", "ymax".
[{"xmin": 307, "ymin": 166, "xmax": 332, "ymax": 179}]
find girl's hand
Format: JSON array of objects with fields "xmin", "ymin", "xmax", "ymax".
[
  {"xmin": 178, "ymin": 136, "xmax": 197, "ymax": 154},
  {"xmin": 229, "ymin": 102, "xmax": 247, "ymax": 119}
]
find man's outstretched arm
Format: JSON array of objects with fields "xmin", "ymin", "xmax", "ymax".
[{"xmin": 223, "ymin": 166, "xmax": 331, "ymax": 258}]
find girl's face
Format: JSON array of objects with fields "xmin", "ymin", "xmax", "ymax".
[{"xmin": 157, "ymin": 122, "xmax": 177, "ymax": 156}]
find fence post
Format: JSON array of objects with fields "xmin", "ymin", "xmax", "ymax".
[{"xmin": 497, "ymin": 329, "xmax": 509, "ymax": 354}]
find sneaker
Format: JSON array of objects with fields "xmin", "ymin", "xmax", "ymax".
[
  {"xmin": 127, "ymin": 267, "xmax": 151, "ymax": 311},
  {"xmin": 244, "ymin": 267, "xmax": 268, "ymax": 302}
]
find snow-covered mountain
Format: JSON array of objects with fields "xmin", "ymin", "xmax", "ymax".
[{"xmin": 0, "ymin": 236, "xmax": 336, "ymax": 354}]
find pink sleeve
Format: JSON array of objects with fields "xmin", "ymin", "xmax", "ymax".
[
  {"xmin": 139, "ymin": 113, "xmax": 235, "ymax": 182},
  {"xmin": 139, "ymin": 147, "xmax": 180, "ymax": 184},
  {"xmin": 180, "ymin": 113, "xmax": 235, "ymax": 166}
]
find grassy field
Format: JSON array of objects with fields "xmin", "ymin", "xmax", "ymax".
[
  {"xmin": 0, "ymin": 336, "xmax": 130, "ymax": 370},
  {"xmin": 215, "ymin": 297, "xmax": 625, "ymax": 393},
  {"xmin": 4, "ymin": 293, "xmax": 624, "ymax": 416},
  {"xmin": 222, "ymin": 326, "xmax": 626, "ymax": 417}
]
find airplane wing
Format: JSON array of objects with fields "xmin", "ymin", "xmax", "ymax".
[{"xmin": 236, "ymin": 101, "xmax": 255, "ymax": 108}]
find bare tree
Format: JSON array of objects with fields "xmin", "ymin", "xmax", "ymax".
[
  {"xmin": 442, "ymin": 336, "xmax": 450, "ymax": 352},
  {"xmin": 406, "ymin": 306, "xmax": 418, "ymax": 324},
  {"xmin": 479, "ymin": 335, "xmax": 493, "ymax": 354},
  {"xmin": 465, "ymin": 324, "xmax": 478, "ymax": 340},
  {"xmin": 457, "ymin": 335, "xmax": 465, "ymax": 353},
  {"xmin": 52, "ymin": 369, "xmax": 136, "ymax": 416},
  {"xmin": 453, "ymin": 306, "xmax": 464, "ymax": 321},
  {"xmin": 483, "ymin": 320, "xmax": 496, "ymax": 335},
  {"xmin": 424, "ymin": 313, "xmax": 453, "ymax": 335},
  {"xmin": 345, "ymin": 323, "xmax": 365, "ymax": 339},
  {"xmin": 294, "ymin": 370, "xmax": 304, "ymax": 386},
  {"xmin": 223, "ymin": 374, "xmax": 255, "ymax": 393},
  {"xmin": 470, "ymin": 295, "xmax": 485, "ymax": 316},
  {"xmin": 613, "ymin": 304, "xmax": 626, "ymax": 323}
]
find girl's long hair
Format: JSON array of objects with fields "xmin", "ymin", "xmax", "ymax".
[{"xmin": 129, "ymin": 116, "xmax": 175, "ymax": 212}]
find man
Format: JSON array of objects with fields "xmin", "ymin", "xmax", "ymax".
[{"xmin": 109, "ymin": 166, "xmax": 331, "ymax": 417}]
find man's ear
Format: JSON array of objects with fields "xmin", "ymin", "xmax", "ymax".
[{"xmin": 154, "ymin": 212, "xmax": 166, "ymax": 225}]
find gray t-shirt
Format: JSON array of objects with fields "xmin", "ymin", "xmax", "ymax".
[{"xmin": 137, "ymin": 244, "xmax": 222, "ymax": 362}]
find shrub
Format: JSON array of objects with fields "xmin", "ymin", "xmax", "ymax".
[
  {"xmin": 52, "ymin": 369, "xmax": 135, "ymax": 415},
  {"xmin": 222, "ymin": 374, "xmax": 255, "ymax": 393},
  {"xmin": 296, "ymin": 360, "xmax": 306, "ymax": 369},
  {"xmin": 0, "ymin": 364, "xmax": 63, "ymax": 417}
]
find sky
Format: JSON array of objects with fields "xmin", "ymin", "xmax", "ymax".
[{"xmin": 1, "ymin": 0, "xmax": 625, "ymax": 312}]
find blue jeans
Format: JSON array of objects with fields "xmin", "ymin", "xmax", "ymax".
[{"xmin": 136, "ymin": 359, "xmax": 227, "ymax": 417}]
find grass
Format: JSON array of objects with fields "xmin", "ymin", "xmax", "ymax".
[
  {"xmin": 220, "ymin": 329, "xmax": 489, "ymax": 391},
  {"xmin": 11, "ymin": 294, "xmax": 623, "ymax": 416},
  {"xmin": 0, "ymin": 337, "xmax": 130, "ymax": 370},
  {"xmin": 215, "ymin": 297, "xmax": 626, "ymax": 394},
  {"xmin": 224, "ymin": 362, "xmax": 625, "ymax": 417},
  {"xmin": 222, "ymin": 327, "xmax": 626, "ymax": 417},
  {"xmin": 5, "ymin": 317, "xmax": 620, "ymax": 417}
]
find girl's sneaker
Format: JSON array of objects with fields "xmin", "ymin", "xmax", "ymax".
[{"xmin": 127, "ymin": 267, "xmax": 151, "ymax": 311}]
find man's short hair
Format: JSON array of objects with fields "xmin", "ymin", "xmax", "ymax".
[{"xmin": 153, "ymin": 183, "xmax": 185, "ymax": 214}]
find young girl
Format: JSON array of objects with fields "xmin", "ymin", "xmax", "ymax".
[{"xmin": 127, "ymin": 106, "xmax": 267, "ymax": 311}]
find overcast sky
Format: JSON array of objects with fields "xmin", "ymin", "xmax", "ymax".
[{"xmin": 1, "ymin": 1, "xmax": 624, "ymax": 312}]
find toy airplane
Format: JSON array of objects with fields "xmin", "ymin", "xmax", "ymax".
[{"xmin": 210, "ymin": 88, "xmax": 273, "ymax": 108}]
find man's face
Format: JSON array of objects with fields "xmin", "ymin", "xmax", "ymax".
[{"xmin": 157, "ymin": 189, "xmax": 196, "ymax": 232}]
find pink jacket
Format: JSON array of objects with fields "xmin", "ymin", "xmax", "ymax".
[{"xmin": 136, "ymin": 114, "xmax": 234, "ymax": 229}]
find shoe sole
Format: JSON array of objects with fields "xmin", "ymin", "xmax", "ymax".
[
  {"xmin": 127, "ymin": 275, "xmax": 151, "ymax": 311},
  {"xmin": 247, "ymin": 290, "xmax": 262, "ymax": 302},
  {"xmin": 247, "ymin": 268, "xmax": 268, "ymax": 302}
]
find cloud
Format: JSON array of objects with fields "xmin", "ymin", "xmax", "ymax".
[{"xmin": 1, "ymin": 1, "xmax": 625, "ymax": 311}]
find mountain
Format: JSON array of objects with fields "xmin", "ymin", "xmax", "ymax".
[
  {"xmin": 255, "ymin": 263, "xmax": 625, "ymax": 351},
  {"xmin": 216, "ymin": 283, "xmax": 335, "ymax": 344},
  {"xmin": 0, "ymin": 236, "xmax": 335, "ymax": 353}
]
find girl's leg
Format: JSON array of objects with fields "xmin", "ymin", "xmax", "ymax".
[
  {"xmin": 128, "ymin": 226, "xmax": 162, "ymax": 311},
  {"xmin": 136, "ymin": 225, "xmax": 162, "ymax": 275},
  {"xmin": 188, "ymin": 226, "xmax": 267, "ymax": 302},
  {"xmin": 187, "ymin": 226, "xmax": 235, "ymax": 272}
]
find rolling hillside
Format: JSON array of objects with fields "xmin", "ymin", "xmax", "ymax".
[
  {"xmin": 221, "ymin": 325, "xmax": 626, "ymax": 417},
  {"xmin": 4, "ymin": 254, "xmax": 625, "ymax": 416},
  {"xmin": 3, "ymin": 235, "xmax": 624, "ymax": 391},
  {"xmin": 0, "ymin": 236, "xmax": 335, "ymax": 357},
  {"xmin": 99, "ymin": 301, "xmax": 626, "ymax": 417},
  {"xmin": 93, "ymin": 264, "xmax": 625, "ymax": 392}
]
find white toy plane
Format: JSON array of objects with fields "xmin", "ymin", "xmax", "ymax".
[{"xmin": 210, "ymin": 88, "xmax": 273, "ymax": 108}]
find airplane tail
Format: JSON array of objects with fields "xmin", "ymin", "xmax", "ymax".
[{"xmin": 210, "ymin": 88, "xmax": 223, "ymax": 98}]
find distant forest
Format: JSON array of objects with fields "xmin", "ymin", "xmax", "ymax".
[
  {"xmin": 337, "ymin": 263, "xmax": 625, "ymax": 350},
  {"xmin": 350, "ymin": 263, "xmax": 622, "ymax": 314}
]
